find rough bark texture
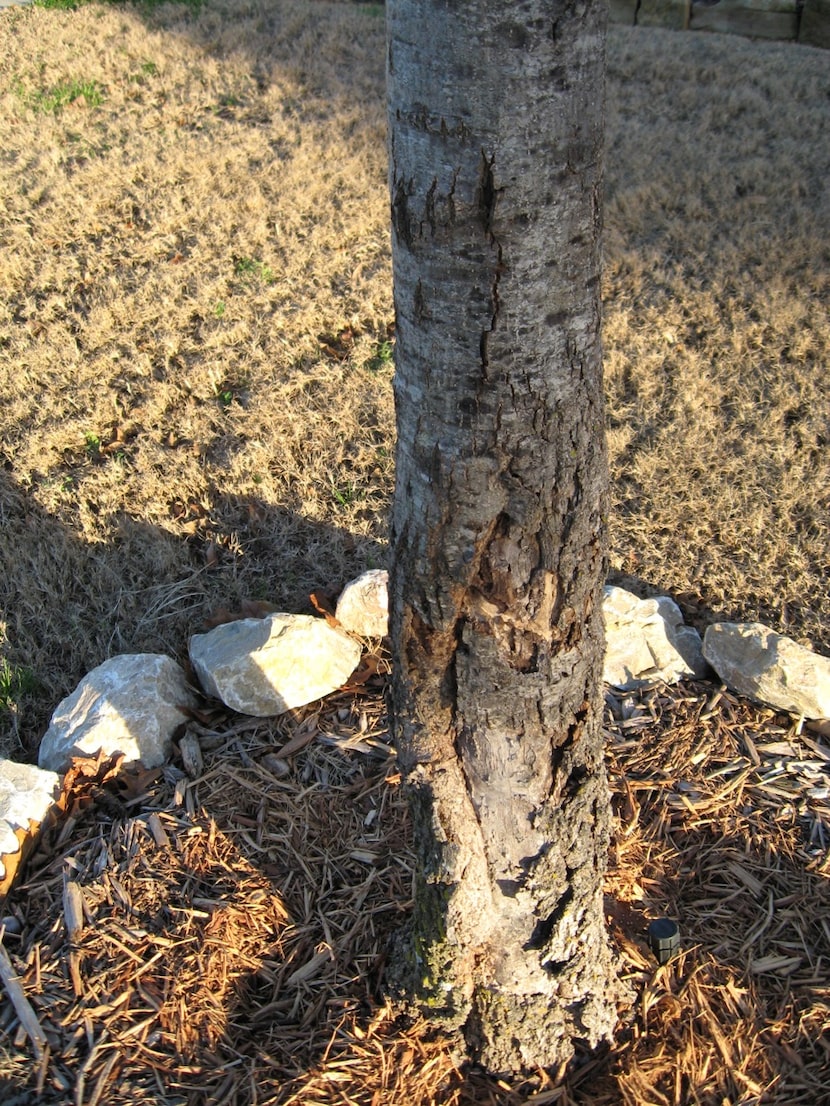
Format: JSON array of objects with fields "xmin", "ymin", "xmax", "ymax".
[{"xmin": 387, "ymin": 0, "xmax": 621, "ymax": 1075}]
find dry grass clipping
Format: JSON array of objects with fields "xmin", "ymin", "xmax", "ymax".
[{"xmin": 0, "ymin": 2, "xmax": 827, "ymax": 758}]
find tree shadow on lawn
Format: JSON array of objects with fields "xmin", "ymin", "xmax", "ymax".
[{"xmin": 0, "ymin": 466, "xmax": 386, "ymax": 761}]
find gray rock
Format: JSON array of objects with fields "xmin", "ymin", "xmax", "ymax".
[
  {"xmin": 602, "ymin": 586, "xmax": 709, "ymax": 690},
  {"xmin": 38, "ymin": 654, "xmax": 197, "ymax": 774},
  {"xmin": 703, "ymin": 622, "xmax": 830, "ymax": 720},
  {"xmin": 0, "ymin": 760, "xmax": 62, "ymax": 879},
  {"xmin": 336, "ymin": 569, "xmax": 389, "ymax": 638},
  {"xmin": 189, "ymin": 613, "xmax": 362, "ymax": 717}
]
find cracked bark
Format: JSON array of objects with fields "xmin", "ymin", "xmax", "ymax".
[{"xmin": 387, "ymin": 0, "xmax": 622, "ymax": 1075}]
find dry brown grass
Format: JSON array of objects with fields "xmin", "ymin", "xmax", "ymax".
[
  {"xmin": 0, "ymin": 0, "xmax": 393, "ymax": 756},
  {"xmin": 603, "ymin": 30, "xmax": 830, "ymax": 649},
  {"xmin": 0, "ymin": 2, "xmax": 827, "ymax": 759}
]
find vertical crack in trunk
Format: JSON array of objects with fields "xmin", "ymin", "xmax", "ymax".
[{"xmin": 477, "ymin": 150, "xmax": 502, "ymax": 377}]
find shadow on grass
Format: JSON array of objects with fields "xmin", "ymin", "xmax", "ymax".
[{"xmin": 0, "ymin": 466, "xmax": 386, "ymax": 760}]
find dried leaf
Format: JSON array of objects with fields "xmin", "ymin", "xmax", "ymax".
[
  {"xmin": 240, "ymin": 598, "xmax": 278, "ymax": 620},
  {"xmin": 309, "ymin": 590, "xmax": 341, "ymax": 628}
]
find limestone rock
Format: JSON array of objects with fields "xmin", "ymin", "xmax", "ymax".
[
  {"xmin": 602, "ymin": 586, "xmax": 710, "ymax": 690},
  {"xmin": 0, "ymin": 760, "xmax": 62, "ymax": 881},
  {"xmin": 703, "ymin": 623, "xmax": 830, "ymax": 720},
  {"xmin": 336, "ymin": 569, "xmax": 389, "ymax": 638},
  {"xmin": 38, "ymin": 654, "xmax": 197, "ymax": 775},
  {"xmin": 189, "ymin": 613, "xmax": 362, "ymax": 717}
]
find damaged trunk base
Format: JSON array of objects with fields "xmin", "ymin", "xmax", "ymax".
[{"xmin": 388, "ymin": 730, "xmax": 624, "ymax": 1075}]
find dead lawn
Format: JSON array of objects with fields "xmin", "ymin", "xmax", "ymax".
[{"xmin": 0, "ymin": 1, "xmax": 827, "ymax": 758}]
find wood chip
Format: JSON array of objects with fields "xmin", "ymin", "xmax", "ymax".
[
  {"xmin": 1, "ymin": 675, "xmax": 828, "ymax": 1103},
  {"xmin": 0, "ymin": 941, "xmax": 48, "ymax": 1061}
]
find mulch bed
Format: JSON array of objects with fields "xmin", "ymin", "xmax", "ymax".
[{"xmin": 1, "ymin": 662, "xmax": 829, "ymax": 1105}]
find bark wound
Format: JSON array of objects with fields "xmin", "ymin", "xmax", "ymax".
[
  {"xmin": 392, "ymin": 176, "xmax": 414, "ymax": 248},
  {"xmin": 414, "ymin": 279, "xmax": 428, "ymax": 323},
  {"xmin": 467, "ymin": 513, "xmax": 561, "ymax": 673},
  {"xmin": 550, "ymin": 701, "xmax": 591, "ymax": 805},
  {"xmin": 424, "ymin": 177, "xmax": 438, "ymax": 237},
  {"xmin": 526, "ymin": 880, "xmax": 574, "ymax": 955}
]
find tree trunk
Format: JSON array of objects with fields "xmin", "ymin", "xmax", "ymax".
[{"xmin": 387, "ymin": 0, "xmax": 621, "ymax": 1074}]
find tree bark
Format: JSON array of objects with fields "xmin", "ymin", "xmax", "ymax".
[{"xmin": 387, "ymin": 0, "xmax": 621, "ymax": 1074}]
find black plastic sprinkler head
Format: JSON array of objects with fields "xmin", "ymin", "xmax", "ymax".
[{"xmin": 647, "ymin": 918, "xmax": 680, "ymax": 964}]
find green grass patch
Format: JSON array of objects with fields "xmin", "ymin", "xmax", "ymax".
[
  {"xmin": 130, "ymin": 60, "xmax": 159, "ymax": 84},
  {"xmin": 366, "ymin": 339, "xmax": 394, "ymax": 374},
  {"xmin": 16, "ymin": 77, "xmax": 104, "ymax": 115},
  {"xmin": 233, "ymin": 257, "xmax": 276, "ymax": 285},
  {"xmin": 329, "ymin": 478, "xmax": 364, "ymax": 510},
  {"xmin": 0, "ymin": 659, "xmax": 38, "ymax": 712},
  {"xmin": 35, "ymin": 0, "xmax": 204, "ymax": 9},
  {"xmin": 33, "ymin": 0, "xmax": 84, "ymax": 10}
]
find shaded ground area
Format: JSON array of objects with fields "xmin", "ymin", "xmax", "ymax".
[{"xmin": 0, "ymin": 0, "xmax": 827, "ymax": 759}]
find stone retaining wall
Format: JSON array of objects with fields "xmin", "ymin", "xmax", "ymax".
[{"xmin": 609, "ymin": 0, "xmax": 830, "ymax": 48}]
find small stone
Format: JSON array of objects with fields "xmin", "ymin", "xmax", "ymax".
[
  {"xmin": 602, "ymin": 586, "xmax": 710, "ymax": 690},
  {"xmin": 0, "ymin": 760, "xmax": 62, "ymax": 880},
  {"xmin": 336, "ymin": 569, "xmax": 389, "ymax": 638},
  {"xmin": 189, "ymin": 613, "xmax": 362, "ymax": 717},
  {"xmin": 260, "ymin": 754, "xmax": 290, "ymax": 778},
  {"xmin": 703, "ymin": 622, "xmax": 830, "ymax": 720},
  {"xmin": 38, "ymin": 655, "xmax": 197, "ymax": 775},
  {"xmin": 179, "ymin": 733, "xmax": 203, "ymax": 779}
]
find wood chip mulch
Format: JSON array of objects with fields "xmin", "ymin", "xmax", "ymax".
[{"xmin": 1, "ymin": 663, "xmax": 829, "ymax": 1105}]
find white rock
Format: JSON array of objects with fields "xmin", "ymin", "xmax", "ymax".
[
  {"xmin": 0, "ymin": 760, "xmax": 62, "ymax": 879},
  {"xmin": 38, "ymin": 654, "xmax": 197, "ymax": 775},
  {"xmin": 336, "ymin": 569, "xmax": 389, "ymax": 637},
  {"xmin": 189, "ymin": 613, "xmax": 362, "ymax": 717},
  {"xmin": 703, "ymin": 622, "xmax": 830, "ymax": 720},
  {"xmin": 602, "ymin": 585, "xmax": 709, "ymax": 690}
]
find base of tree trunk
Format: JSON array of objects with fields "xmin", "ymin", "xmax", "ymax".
[{"xmin": 387, "ymin": 764, "xmax": 628, "ymax": 1075}]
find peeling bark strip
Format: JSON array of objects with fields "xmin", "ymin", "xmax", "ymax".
[{"xmin": 387, "ymin": 0, "xmax": 621, "ymax": 1074}]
